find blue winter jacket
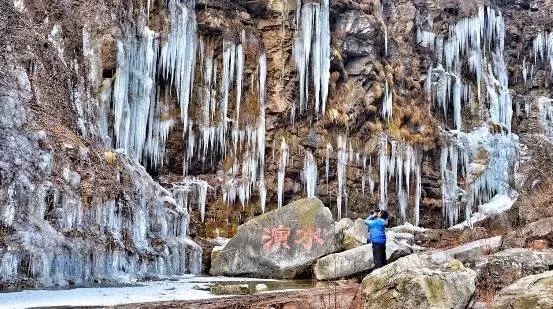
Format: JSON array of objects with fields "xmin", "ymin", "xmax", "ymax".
[{"xmin": 365, "ymin": 215, "xmax": 388, "ymax": 244}]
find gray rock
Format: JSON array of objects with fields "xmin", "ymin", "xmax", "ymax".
[
  {"xmin": 210, "ymin": 198, "xmax": 343, "ymax": 278},
  {"xmin": 210, "ymin": 284, "xmax": 250, "ymax": 295},
  {"xmin": 255, "ymin": 283, "xmax": 268, "ymax": 292},
  {"xmin": 494, "ymin": 270, "xmax": 553, "ymax": 309},
  {"xmin": 430, "ymin": 236, "xmax": 503, "ymax": 264},
  {"xmin": 503, "ymin": 217, "xmax": 553, "ymax": 248},
  {"xmin": 314, "ymin": 238, "xmax": 412, "ymax": 280},
  {"xmin": 335, "ymin": 10, "xmax": 383, "ymax": 57},
  {"xmin": 343, "ymin": 218, "xmax": 368, "ymax": 249},
  {"xmin": 362, "ymin": 255, "xmax": 476, "ymax": 309},
  {"xmin": 345, "ymin": 57, "xmax": 373, "ymax": 75},
  {"xmin": 476, "ymin": 248, "xmax": 553, "ymax": 297}
]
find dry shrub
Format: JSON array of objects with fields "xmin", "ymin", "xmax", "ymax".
[
  {"xmin": 327, "ymin": 80, "xmax": 364, "ymax": 125},
  {"xmin": 518, "ymin": 167, "xmax": 553, "ymax": 222}
]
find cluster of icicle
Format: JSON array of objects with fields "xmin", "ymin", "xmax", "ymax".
[
  {"xmin": 537, "ymin": 97, "xmax": 553, "ymax": 139},
  {"xmin": 420, "ymin": 6, "xmax": 512, "ymax": 131},
  {"xmin": 292, "ymin": 0, "xmax": 331, "ymax": 122},
  {"xmin": 378, "ymin": 134, "xmax": 422, "ymax": 225},
  {"xmin": 275, "ymin": 141, "xmax": 409, "ymax": 222},
  {"xmin": 0, "ymin": 160, "xmax": 202, "ymax": 287},
  {"xmin": 521, "ymin": 31, "xmax": 553, "ymax": 87},
  {"xmin": 419, "ymin": 7, "xmax": 517, "ymax": 226},
  {"xmin": 440, "ymin": 127, "xmax": 516, "ymax": 227},
  {"xmin": 101, "ymin": 1, "xmax": 268, "ymax": 219},
  {"xmin": 532, "ymin": 31, "xmax": 553, "ymax": 76}
]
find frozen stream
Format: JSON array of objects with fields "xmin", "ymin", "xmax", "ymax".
[{"xmin": 0, "ymin": 276, "xmax": 306, "ymax": 308}]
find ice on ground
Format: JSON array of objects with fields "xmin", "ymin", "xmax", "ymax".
[
  {"xmin": 0, "ymin": 276, "xmax": 281, "ymax": 309},
  {"xmin": 391, "ymin": 222, "xmax": 428, "ymax": 233},
  {"xmin": 449, "ymin": 194, "xmax": 515, "ymax": 230}
]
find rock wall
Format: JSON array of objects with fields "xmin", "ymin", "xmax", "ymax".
[{"xmin": 2, "ymin": 0, "xmax": 553, "ymax": 287}]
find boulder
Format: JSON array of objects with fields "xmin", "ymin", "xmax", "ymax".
[
  {"xmin": 459, "ymin": 227, "xmax": 489, "ymax": 243},
  {"xmin": 343, "ymin": 218, "xmax": 368, "ymax": 250},
  {"xmin": 503, "ymin": 217, "xmax": 553, "ymax": 248},
  {"xmin": 430, "ymin": 236, "xmax": 503, "ymax": 264},
  {"xmin": 210, "ymin": 284, "xmax": 250, "ymax": 295},
  {"xmin": 313, "ymin": 238, "xmax": 412, "ymax": 280},
  {"xmin": 476, "ymin": 248, "xmax": 553, "ymax": 297},
  {"xmin": 210, "ymin": 198, "xmax": 343, "ymax": 278},
  {"xmin": 362, "ymin": 255, "xmax": 477, "ymax": 309},
  {"xmin": 494, "ymin": 271, "xmax": 553, "ymax": 309}
]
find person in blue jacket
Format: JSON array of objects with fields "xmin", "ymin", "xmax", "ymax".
[{"xmin": 365, "ymin": 209, "xmax": 389, "ymax": 269}]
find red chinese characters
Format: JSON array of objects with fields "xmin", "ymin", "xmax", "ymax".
[
  {"xmin": 262, "ymin": 224, "xmax": 325, "ymax": 252},
  {"xmin": 262, "ymin": 225, "xmax": 291, "ymax": 252},
  {"xmin": 295, "ymin": 225, "xmax": 325, "ymax": 250}
]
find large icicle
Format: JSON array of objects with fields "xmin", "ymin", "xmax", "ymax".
[
  {"xmin": 303, "ymin": 151, "xmax": 318, "ymax": 198},
  {"xmin": 277, "ymin": 139, "xmax": 289, "ymax": 208},
  {"xmin": 258, "ymin": 52, "xmax": 267, "ymax": 212},
  {"xmin": 336, "ymin": 136, "xmax": 348, "ymax": 219},
  {"xmin": 293, "ymin": 0, "xmax": 331, "ymax": 120},
  {"xmin": 378, "ymin": 134, "xmax": 388, "ymax": 209}
]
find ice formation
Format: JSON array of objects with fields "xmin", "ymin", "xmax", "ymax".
[
  {"xmin": 421, "ymin": 7, "xmax": 512, "ymax": 131},
  {"xmin": 440, "ymin": 126, "xmax": 517, "ymax": 227},
  {"xmin": 417, "ymin": 6, "xmax": 519, "ymax": 226},
  {"xmin": 98, "ymin": 0, "xmax": 269, "ymax": 214},
  {"xmin": 382, "ymin": 81, "xmax": 393, "ymax": 122},
  {"xmin": 0, "ymin": 159, "xmax": 202, "ymax": 287},
  {"xmin": 303, "ymin": 151, "xmax": 318, "ymax": 198},
  {"xmin": 377, "ymin": 134, "xmax": 422, "ymax": 224},
  {"xmin": 336, "ymin": 136, "xmax": 348, "ymax": 220},
  {"xmin": 293, "ymin": 0, "xmax": 330, "ymax": 121},
  {"xmin": 277, "ymin": 139, "xmax": 289, "ymax": 208}
]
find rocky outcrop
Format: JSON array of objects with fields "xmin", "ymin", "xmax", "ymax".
[
  {"xmin": 476, "ymin": 248, "xmax": 553, "ymax": 299},
  {"xmin": 210, "ymin": 198, "xmax": 343, "ymax": 278},
  {"xmin": 313, "ymin": 237, "xmax": 412, "ymax": 280},
  {"xmin": 503, "ymin": 217, "xmax": 553, "ymax": 248},
  {"xmin": 362, "ymin": 255, "xmax": 476, "ymax": 309},
  {"xmin": 494, "ymin": 271, "xmax": 553, "ymax": 309}
]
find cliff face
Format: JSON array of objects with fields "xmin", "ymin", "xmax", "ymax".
[{"xmin": 1, "ymin": 0, "xmax": 553, "ymax": 287}]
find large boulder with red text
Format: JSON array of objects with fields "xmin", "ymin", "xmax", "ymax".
[{"xmin": 209, "ymin": 198, "xmax": 344, "ymax": 278}]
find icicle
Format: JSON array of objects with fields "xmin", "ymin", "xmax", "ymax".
[
  {"xmin": 159, "ymin": 0, "xmax": 197, "ymax": 130},
  {"xmin": 235, "ymin": 31, "xmax": 245, "ymax": 126},
  {"xmin": 293, "ymin": 0, "xmax": 330, "ymax": 119},
  {"xmin": 522, "ymin": 57, "xmax": 528, "ymax": 85},
  {"xmin": 258, "ymin": 52, "xmax": 267, "ymax": 178},
  {"xmin": 382, "ymin": 81, "xmax": 393, "ymax": 122},
  {"xmin": 415, "ymin": 163, "xmax": 422, "ymax": 226},
  {"xmin": 362, "ymin": 155, "xmax": 367, "ymax": 196},
  {"xmin": 277, "ymin": 139, "xmax": 289, "ymax": 208},
  {"xmin": 326, "ymin": 143, "xmax": 333, "ymax": 190},
  {"xmin": 378, "ymin": 134, "xmax": 388, "ymax": 209},
  {"xmin": 336, "ymin": 135, "xmax": 348, "ymax": 219},
  {"xmin": 303, "ymin": 151, "xmax": 318, "ymax": 198}
]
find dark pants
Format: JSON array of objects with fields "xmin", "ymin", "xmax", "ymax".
[{"xmin": 372, "ymin": 243, "xmax": 387, "ymax": 269}]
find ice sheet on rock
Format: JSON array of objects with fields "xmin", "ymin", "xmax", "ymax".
[
  {"xmin": 440, "ymin": 125, "xmax": 517, "ymax": 227},
  {"xmin": 449, "ymin": 194, "xmax": 515, "ymax": 229}
]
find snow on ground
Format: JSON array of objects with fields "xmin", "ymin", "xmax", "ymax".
[
  {"xmin": 449, "ymin": 194, "xmax": 515, "ymax": 230},
  {"xmin": 391, "ymin": 222, "xmax": 427, "ymax": 233},
  {"xmin": 0, "ymin": 276, "xmax": 280, "ymax": 309}
]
